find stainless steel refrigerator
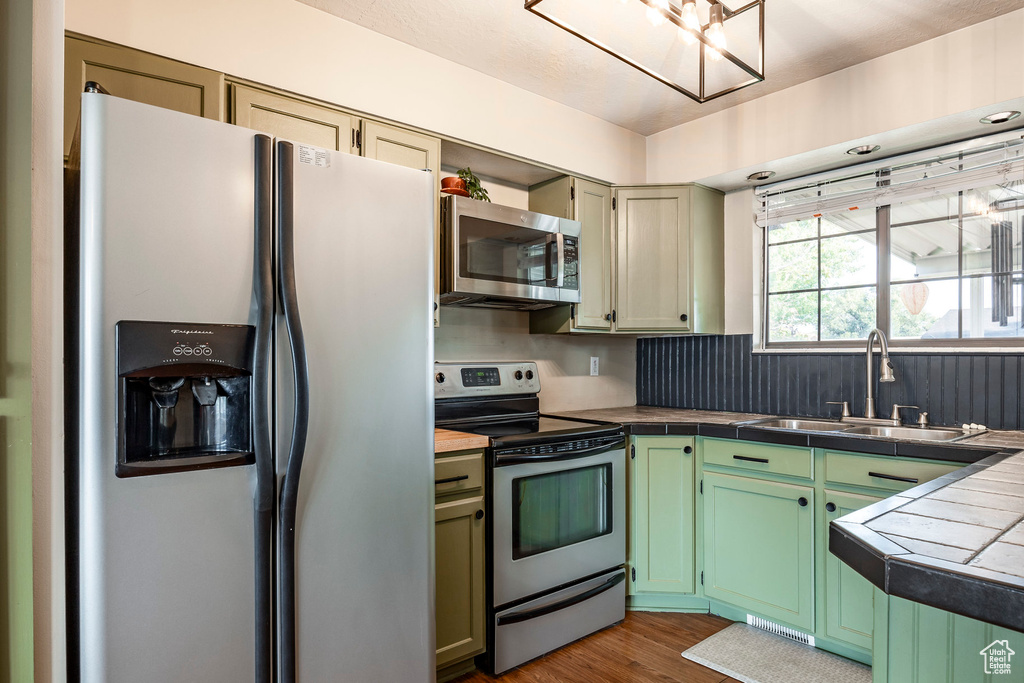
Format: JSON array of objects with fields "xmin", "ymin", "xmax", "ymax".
[{"xmin": 67, "ymin": 91, "xmax": 435, "ymax": 682}]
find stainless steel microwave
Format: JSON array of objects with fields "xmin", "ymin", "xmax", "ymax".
[{"xmin": 439, "ymin": 195, "xmax": 581, "ymax": 310}]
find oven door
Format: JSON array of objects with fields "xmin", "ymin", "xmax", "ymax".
[
  {"xmin": 492, "ymin": 439, "xmax": 625, "ymax": 607},
  {"xmin": 442, "ymin": 195, "xmax": 581, "ymax": 305}
]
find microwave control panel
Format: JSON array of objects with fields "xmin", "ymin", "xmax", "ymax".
[{"xmin": 434, "ymin": 362, "xmax": 540, "ymax": 399}]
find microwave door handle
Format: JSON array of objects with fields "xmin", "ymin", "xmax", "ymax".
[
  {"xmin": 555, "ymin": 232, "xmax": 564, "ymax": 288},
  {"xmin": 544, "ymin": 233, "xmax": 564, "ymax": 287}
]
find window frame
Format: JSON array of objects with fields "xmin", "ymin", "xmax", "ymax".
[{"xmin": 759, "ymin": 133, "xmax": 1024, "ymax": 350}]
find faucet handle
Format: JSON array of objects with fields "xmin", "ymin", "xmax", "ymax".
[
  {"xmin": 890, "ymin": 404, "xmax": 919, "ymax": 423},
  {"xmin": 826, "ymin": 401, "xmax": 852, "ymax": 418},
  {"xmin": 917, "ymin": 411, "xmax": 930, "ymax": 427}
]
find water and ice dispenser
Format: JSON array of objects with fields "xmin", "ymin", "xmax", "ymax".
[{"xmin": 116, "ymin": 321, "xmax": 255, "ymax": 477}]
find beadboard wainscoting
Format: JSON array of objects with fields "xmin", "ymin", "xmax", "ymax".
[{"xmin": 637, "ymin": 335, "xmax": 1024, "ymax": 430}]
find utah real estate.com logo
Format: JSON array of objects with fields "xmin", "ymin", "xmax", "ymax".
[{"xmin": 980, "ymin": 639, "xmax": 1015, "ymax": 676}]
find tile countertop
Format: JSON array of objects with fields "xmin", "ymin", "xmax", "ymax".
[
  {"xmin": 830, "ymin": 451, "xmax": 1024, "ymax": 633},
  {"xmin": 553, "ymin": 405, "xmax": 1024, "ymax": 632},
  {"xmin": 553, "ymin": 405, "xmax": 1024, "ymax": 462}
]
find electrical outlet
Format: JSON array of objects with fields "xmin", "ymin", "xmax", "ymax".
[{"xmin": 590, "ymin": 357, "xmax": 599, "ymax": 376}]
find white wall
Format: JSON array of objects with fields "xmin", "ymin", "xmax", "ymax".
[
  {"xmin": 647, "ymin": 8, "xmax": 1024, "ymax": 188},
  {"xmin": 723, "ymin": 188, "xmax": 756, "ymax": 335},
  {"xmin": 64, "ymin": 0, "xmax": 646, "ymax": 185},
  {"xmin": 435, "ymin": 309, "xmax": 636, "ymax": 413},
  {"xmin": 31, "ymin": 0, "xmax": 66, "ymax": 679},
  {"xmin": 650, "ymin": 9, "xmax": 1024, "ymax": 339}
]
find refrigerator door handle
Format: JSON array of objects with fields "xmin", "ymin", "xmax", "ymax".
[
  {"xmin": 252, "ymin": 133, "xmax": 275, "ymax": 683},
  {"xmin": 276, "ymin": 140, "xmax": 311, "ymax": 683}
]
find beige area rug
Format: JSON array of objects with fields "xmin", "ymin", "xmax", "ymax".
[{"xmin": 682, "ymin": 623, "xmax": 871, "ymax": 683}]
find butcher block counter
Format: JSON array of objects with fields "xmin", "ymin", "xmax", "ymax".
[{"xmin": 434, "ymin": 428, "xmax": 489, "ymax": 454}]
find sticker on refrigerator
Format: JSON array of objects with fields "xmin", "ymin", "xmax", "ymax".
[{"xmin": 297, "ymin": 144, "xmax": 330, "ymax": 168}]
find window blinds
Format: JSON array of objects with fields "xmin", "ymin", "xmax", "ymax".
[{"xmin": 755, "ymin": 136, "xmax": 1024, "ymax": 228}]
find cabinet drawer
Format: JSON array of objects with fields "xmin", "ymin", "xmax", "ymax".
[
  {"xmin": 702, "ymin": 439, "xmax": 813, "ymax": 480},
  {"xmin": 824, "ymin": 451, "xmax": 961, "ymax": 493},
  {"xmin": 434, "ymin": 452, "xmax": 484, "ymax": 496}
]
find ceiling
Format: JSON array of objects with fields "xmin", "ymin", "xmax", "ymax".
[{"xmin": 299, "ymin": 0, "xmax": 1024, "ymax": 136}]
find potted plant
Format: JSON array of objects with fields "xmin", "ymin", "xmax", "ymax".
[{"xmin": 457, "ymin": 167, "xmax": 491, "ymax": 202}]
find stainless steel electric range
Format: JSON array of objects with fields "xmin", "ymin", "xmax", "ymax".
[{"xmin": 434, "ymin": 361, "xmax": 626, "ymax": 675}]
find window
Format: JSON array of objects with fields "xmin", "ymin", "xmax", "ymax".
[{"xmin": 758, "ymin": 134, "xmax": 1024, "ymax": 347}]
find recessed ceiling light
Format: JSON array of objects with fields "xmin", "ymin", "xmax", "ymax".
[
  {"xmin": 847, "ymin": 145, "xmax": 880, "ymax": 156},
  {"xmin": 980, "ymin": 111, "xmax": 1021, "ymax": 125},
  {"xmin": 747, "ymin": 170, "xmax": 776, "ymax": 182}
]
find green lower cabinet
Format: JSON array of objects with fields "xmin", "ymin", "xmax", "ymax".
[
  {"xmin": 878, "ymin": 594, "xmax": 1024, "ymax": 683},
  {"xmin": 703, "ymin": 472, "xmax": 815, "ymax": 631},
  {"xmin": 822, "ymin": 489, "xmax": 882, "ymax": 651},
  {"xmin": 631, "ymin": 437, "xmax": 695, "ymax": 595}
]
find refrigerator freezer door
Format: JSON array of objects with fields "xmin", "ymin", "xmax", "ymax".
[
  {"xmin": 77, "ymin": 94, "xmax": 260, "ymax": 682},
  {"xmin": 275, "ymin": 144, "xmax": 435, "ymax": 681}
]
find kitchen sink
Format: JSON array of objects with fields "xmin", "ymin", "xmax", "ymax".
[
  {"xmin": 737, "ymin": 418, "xmax": 853, "ymax": 432},
  {"xmin": 736, "ymin": 418, "xmax": 970, "ymax": 442},
  {"xmin": 841, "ymin": 425, "xmax": 967, "ymax": 441}
]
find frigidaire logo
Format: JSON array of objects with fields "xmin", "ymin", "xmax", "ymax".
[{"xmin": 171, "ymin": 329, "xmax": 214, "ymax": 335}]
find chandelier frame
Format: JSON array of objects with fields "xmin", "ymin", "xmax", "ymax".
[{"xmin": 525, "ymin": 0, "xmax": 766, "ymax": 103}]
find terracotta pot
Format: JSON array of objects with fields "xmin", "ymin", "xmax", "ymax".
[{"xmin": 441, "ymin": 177, "xmax": 467, "ymax": 192}]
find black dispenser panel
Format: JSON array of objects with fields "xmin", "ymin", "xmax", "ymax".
[{"xmin": 116, "ymin": 321, "xmax": 256, "ymax": 478}]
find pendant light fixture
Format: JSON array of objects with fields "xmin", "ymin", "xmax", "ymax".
[{"xmin": 525, "ymin": 0, "xmax": 765, "ymax": 104}]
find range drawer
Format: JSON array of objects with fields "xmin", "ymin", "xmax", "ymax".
[
  {"xmin": 434, "ymin": 451, "xmax": 484, "ymax": 496},
  {"xmin": 702, "ymin": 438, "xmax": 813, "ymax": 480},
  {"xmin": 824, "ymin": 451, "xmax": 961, "ymax": 493}
]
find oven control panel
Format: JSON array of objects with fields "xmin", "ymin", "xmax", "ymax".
[{"xmin": 434, "ymin": 361, "xmax": 540, "ymax": 399}]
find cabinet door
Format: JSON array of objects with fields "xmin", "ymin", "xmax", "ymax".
[
  {"xmin": 823, "ymin": 489, "xmax": 882, "ymax": 651},
  {"xmin": 614, "ymin": 186, "xmax": 691, "ymax": 332},
  {"xmin": 360, "ymin": 120, "xmax": 442, "ymax": 326},
  {"xmin": 703, "ymin": 472, "xmax": 815, "ymax": 631},
  {"xmin": 631, "ymin": 437, "xmax": 695, "ymax": 595},
  {"xmin": 435, "ymin": 495, "xmax": 486, "ymax": 669},
  {"xmin": 573, "ymin": 179, "xmax": 614, "ymax": 330},
  {"xmin": 65, "ymin": 35, "xmax": 224, "ymax": 158},
  {"xmin": 884, "ymin": 596, "xmax": 1024, "ymax": 683},
  {"xmin": 230, "ymin": 84, "xmax": 357, "ymax": 153}
]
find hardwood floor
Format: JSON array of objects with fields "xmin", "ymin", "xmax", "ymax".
[{"xmin": 450, "ymin": 612, "xmax": 743, "ymax": 683}]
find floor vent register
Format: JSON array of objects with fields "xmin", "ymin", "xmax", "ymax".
[{"xmin": 746, "ymin": 614, "xmax": 815, "ymax": 647}]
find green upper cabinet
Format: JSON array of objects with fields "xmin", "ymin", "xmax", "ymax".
[
  {"xmin": 360, "ymin": 120, "xmax": 442, "ymax": 325},
  {"xmin": 703, "ymin": 471, "xmax": 815, "ymax": 631},
  {"xmin": 65, "ymin": 34, "xmax": 225, "ymax": 158},
  {"xmin": 229, "ymin": 83, "xmax": 358, "ymax": 153},
  {"xmin": 822, "ymin": 489, "xmax": 882, "ymax": 651},
  {"xmin": 630, "ymin": 437, "xmax": 696, "ymax": 596},
  {"xmin": 529, "ymin": 177, "xmax": 614, "ymax": 333},
  {"xmin": 361, "ymin": 120, "xmax": 440, "ymax": 177},
  {"xmin": 614, "ymin": 185, "xmax": 724, "ymax": 333}
]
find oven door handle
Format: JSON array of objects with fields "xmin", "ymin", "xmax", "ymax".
[
  {"xmin": 495, "ymin": 438, "xmax": 624, "ymax": 465},
  {"xmin": 496, "ymin": 571, "xmax": 625, "ymax": 627}
]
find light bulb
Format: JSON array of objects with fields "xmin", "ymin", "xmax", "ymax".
[
  {"xmin": 707, "ymin": 3, "xmax": 726, "ymax": 49},
  {"xmin": 647, "ymin": 4, "xmax": 667, "ymax": 26},
  {"xmin": 679, "ymin": 27, "xmax": 696, "ymax": 45},
  {"xmin": 680, "ymin": 0, "xmax": 699, "ymax": 30}
]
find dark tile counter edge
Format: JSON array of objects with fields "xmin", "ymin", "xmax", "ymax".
[
  {"xmin": 585, "ymin": 413, "xmax": 1003, "ymax": 464},
  {"xmin": 828, "ymin": 450, "xmax": 1024, "ymax": 633}
]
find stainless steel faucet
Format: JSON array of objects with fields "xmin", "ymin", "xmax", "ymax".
[{"xmin": 865, "ymin": 328, "xmax": 895, "ymax": 419}]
